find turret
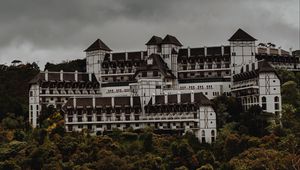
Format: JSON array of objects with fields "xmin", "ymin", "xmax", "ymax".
[
  {"xmin": 146, "ymin": 35, "xmax": 163, "ymax": 55},
  {"xmin": 161, "ymin": 35, "xmax": 182, "ymax": 77},
  {"xmin": 84, "ymin": 38, "xmax": 112, "ymax": 84},
  {"xmin": 229, "ymin": 29, "xmax": 256, "ymax": 75}
]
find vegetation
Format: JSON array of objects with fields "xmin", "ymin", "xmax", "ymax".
[
  {"xmin": 0, "ymin": 63, "xmax": 300, "ymax": 169},
  {"xmin": 44, "ymin": 59, "xmax": 86, "ymax": 72}
]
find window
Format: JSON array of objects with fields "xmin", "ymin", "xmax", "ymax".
[
  {"xmin": 201, "ymin": 130, "xmax": 206, "ymax": 143},
  {"xmin": 30, "ymin": 91, "xmax": 33, "ymax": 97},
  {"xmin": 262, "ymin": 97, "xmax": 267, "ymax": 110},
  {"xmin": 274, "ymin": 96, "xmax": 280, "ymax": 110},
  {"xmin": 142, "ymin": 72, "xmax": 147, "ymax": 77}
]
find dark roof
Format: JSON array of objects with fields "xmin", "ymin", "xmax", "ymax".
[
  {"xmin": 228, "ymin": 29, "xmax": 257, "ymax": 41},
  {"xmin": 84, "ymin": 39, "xmax": 112, "ymax": 52},
  {"xmin": 146, "ymin": 36, "xmax": 163, "ymax": 45},
  {"xmin": 171, "ymin": 48, "xmax": 178, "ymax": 54},
  {"xmin": 161, "ymin": 35, "xmax": 183, "ymax": 46},
  {"xmin": 233, "ymin": 60, "xmax": 276, "ymax": 82},
  {"xmin": 178, "ymin": 46, "xmax": 231, "ymax": 59},
  {"xmin": 257, "ymin": 60, "xmax": 275, "ymax": 73},
  {"xmin": 134, "ymin": 54, "xmax": 175, "ymax": 79},
  {"xmin": 29, "ymin": 72, "xmax": 98, "ymax": 84},
  {"xmin": 149, "ymin": 92, "xmax": 211, "ymax": 106},
  {"xmin": 112, "ymin": 53, "xmax": 125, "ymax": 60}
]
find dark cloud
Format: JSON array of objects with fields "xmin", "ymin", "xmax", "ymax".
[{"xmin": 0, "ymin": 0, "xmax": 299, "ymax": 67}]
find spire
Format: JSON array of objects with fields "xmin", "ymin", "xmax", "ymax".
[
  {"xmin": 228, "ymin": 28, "xmax": 257, "ymax": 41},
  {"xmin": 84, "ymin": 39, "xmax": 112, "ymax": 52},
  {"xmin": 161, "ymin": 34, "xmax": 183, "ymax": 46},
  {"xmin": 146, "ymin": 36, "xmax": 163, "ymax": 45}
]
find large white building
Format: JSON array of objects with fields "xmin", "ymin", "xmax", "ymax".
[{"xmin": 29, "ymin": 28, "xmax": 299, "ymax": 142}]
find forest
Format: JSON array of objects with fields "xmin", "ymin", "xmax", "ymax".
[{"xmin": 0, "ymin": 61, "xmax": 299, "ymax": 170}]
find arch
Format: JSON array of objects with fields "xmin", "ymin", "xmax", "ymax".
[
  {"xmin": 262, "ymin": 96, "xmax": 266, "ymax": 102},
  {"xmin": 274, "ymin": 96, "xmax": 279, "ymax": 102},
  {"xmin": 211, "ymin": 130, "xmax": 215, "ymax": 136},
  {"xmin": 201, "ymin": 130, "xmax": 205, "ymax": 136}
]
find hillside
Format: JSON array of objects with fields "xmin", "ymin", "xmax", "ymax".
[{"xmin": 0, "ymin": 61, "xmax": 299, "ymax": 169}]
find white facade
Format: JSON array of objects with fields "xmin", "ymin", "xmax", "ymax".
[{"xmin": 29, "ymin": 29, "xmax": 294, "ymax": 142}]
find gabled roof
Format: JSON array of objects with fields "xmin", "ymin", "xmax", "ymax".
[
  {"xmin": 84, "ymin": 39, "xmax": 112, "ymax": 52},
  {"xmin": 233, "ymin": 60, "xmax": 276, "ymax": 82},
  {"xmin": 257, "ymin": 60, "xmax": 275, "ymax": 73},
  {"xmin": 146, "ymin": 36, "xmax": 163, "ymax": 45},
  {"xmin": 228, "ymin": 28, "xmax": 257, "ymax": 41},
  {"xmin": 134, "ymin": 54, "xmax": 175, "ymax": 79},
  {"xmin": 161, "ymin": 34, "xmax": 183, "ymax": 46},
  {"xmin": 171, "ymin": 48, "xmax": 178, "ymax": 54}
]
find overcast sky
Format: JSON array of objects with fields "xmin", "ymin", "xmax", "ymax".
[{"xmin": 0, "ymin": 0, "xmax": 299, "ymax": 68}]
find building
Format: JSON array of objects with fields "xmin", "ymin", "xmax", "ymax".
[{"xmin": 29, "ymin": 28, "xmax": 298, "ymax": 142}]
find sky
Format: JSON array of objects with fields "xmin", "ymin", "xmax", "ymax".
[{"xmin": 0, "ymin": 0, "xmax": 299, "ymax": 69}]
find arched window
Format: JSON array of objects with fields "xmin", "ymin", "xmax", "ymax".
[
  {"xmin": 274, "ymin": 96, "xmax": 279, "ymax": 102},
  {"xmin": 211, "ymin": 130, "xmax": 215, "ymax": 143},
  {"xmin": 211, "ymin": 130, "xmax": 215, "ymax": 136}
]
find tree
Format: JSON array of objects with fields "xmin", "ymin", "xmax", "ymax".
[{"xmin": 281, "ymin": 81, "xmax": 300, "ymax": 108}]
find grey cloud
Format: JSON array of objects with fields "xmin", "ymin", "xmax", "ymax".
[{"xmin": 0, "ymin": 0, "xmax": 299, "ymax": 67}]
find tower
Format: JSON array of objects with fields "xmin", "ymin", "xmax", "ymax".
[
  {"xmin": 229, "ymin": 29, "xmax": 257, "ymax": 75},
  {"xmin": 146, "ymin": 35, "xmax": 163, "ymax": 55},
  {"xmin": 84, "ymin": 39, "xmax": 112, "ymax": 83},
  {"xmin": 160, "ymin": 35, "xmax": 182, "ymax": 77}
]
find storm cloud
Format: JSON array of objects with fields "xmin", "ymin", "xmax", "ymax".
[{"xmin": 0, "ymin": 0, "xmax": 299, "ymax": 68}]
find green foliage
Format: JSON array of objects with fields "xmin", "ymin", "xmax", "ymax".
[
  {"xmin": 0, "ymin": 63, "xmax": 39, "ymax": 119},
  {"xmin": 44, "ymin": 59, "xmax": 86, "ymax": 72},
  {"xmin": 0, "ymin": 63, "xmax": 300, "ymax": 169}
]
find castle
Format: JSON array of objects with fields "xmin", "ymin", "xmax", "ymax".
[{"xmin": 29, "ymin": 29, "xmax": 299, "ymax": 143}]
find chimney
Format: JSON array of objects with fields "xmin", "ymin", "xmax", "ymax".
[
  {"xmin": 88, "ymin": 73, "xmax": 92, "ymax": 81},
  {"xmin": 191, "ymin": 91, "xmax": 194, "ymax": 103},
  {"xmin": 92, "ymin": 96, "xmax": 95, "ymax": 108},
  {"xmin": 125, "ymin": 52, "xmax": 128, "ymax": 60},
  {"xmin": 130, "ymin": 95, "xmax": 133, "ymax": 107},
  {"xmin": 187, "ymin": 46, "xmax": 191, "ymax": 57},
  {"xmin": 221, "ymin": 45, "xmax": 224, "ymax": 56},
  {"xmin": 204, "ymin": 46, "xmax": 207, "ymax": 56},
  {"xmin": 278, "ymin": 47, "xmax": 282, "ymax": 56},
  {"xmin": 177, "ymin": 92, "xmax": 181, "ymax": 103},
  {"xmin": 73, "ymin": 97, "xmax": 76, "ymax": 108},
  {"xmin": 45, "ymin": 70, "xmax": 48, "ymax": 81},
  {"xmin": 164, "ymin": 92, "xmax": 168, "ymax": 104},
  {"xmin": 60, "ymin": 70, "xmax": 63, "ymax": 81},
  {"xmin": 111, "ymin": 97, "xmax": 115, "ymax": 107},
  {"xmin": 75, "ymin": 70, "xmax": 78, "ymax": 82},
  {"xmin": 152, "ymin": 93, "xmax": 155, "ymax": 105}
]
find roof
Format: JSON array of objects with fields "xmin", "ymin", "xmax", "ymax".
[
  {"xmin": 29, "ymin": 72, "xmax": 98, "ymax": 84},
  {"xmin": 161, "ymin": 35, "xmax": 183, "ymax": 46},
  {"xmin": 148, "ymin": 92, "xmax": 211, "ymax": 106},
  {"xmin": 134, "ymin": 54, "xmax": 175, "ymax": 79},
  {"xmin": 84, "ymin": 39, "xmax": 112, "ymax": 52},
  {"xmin": 228, "ymin": 28, "xmax": 257, "ymax": 41},
  {"xmin": 257, "ymin": 60, "xmax": 275, "ymax": 73},
  {"xmin": 62, "ymin": 96, "xmax": 141, "ymax": 110},
  {"xmin": 233, "ymin": 60, "xmax": 276, "ymax": 82},
  {"xmin": 146, "ymin": 36, "xmax": 163, "ymax": 45}
]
